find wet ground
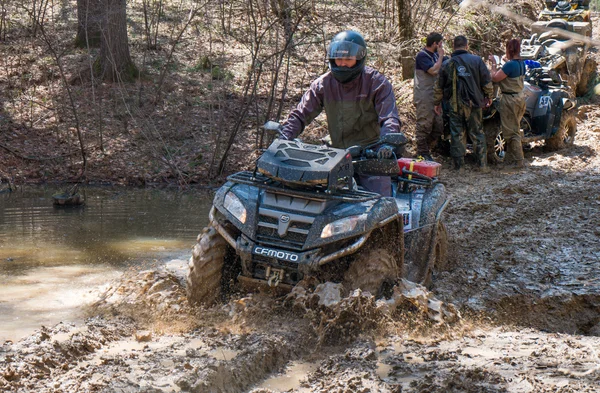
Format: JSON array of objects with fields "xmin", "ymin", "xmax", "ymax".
[
  {"xmin": 2, "ymin": 100, "xmax": 599, "ymax": 391},
  {"xmin": 2, "ymin": 38, "xmax": 600, "ymax": 393},
  {"xmin": 0, "ymin": 187, "xmax": 210, "ymax": 342}
]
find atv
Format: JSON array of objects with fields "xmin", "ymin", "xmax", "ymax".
[
  {"xmin": 524, "ymin": 19, "xmax": 592, "ymax": 95},
  {"xmin": 538, "ymin": 0, "xmax": 591, "ymax": 27},
  {"xmin": 187, "ymin": 124, "xmax": 449, "ymax": 304},
  {"xmin": 484, "ymin": 64, "xmax": 577, "ymax": 163}
]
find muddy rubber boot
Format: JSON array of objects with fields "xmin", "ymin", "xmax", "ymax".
[
  {"xmin": 453, "ymin": 157, "xmax": 465, "ymax": 174},
  {"xmin": 478, "ymin": 165, "xmax": 491, "ymax": 174},
  {"xmin": 513, "ymin": 160, "xmax": 525, "ymax": 169}
]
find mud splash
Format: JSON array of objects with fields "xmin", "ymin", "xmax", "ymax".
[
  {"xmin": 285, "ymin": 280, "xmax": 460, "ymax": 345},
  {"xmin": 0, "ymin": 268, "xmax": 461, "ymax": 392},
  {"xmin": 90, "ymin": 269, "xmax": 197, "ymax": 332}
]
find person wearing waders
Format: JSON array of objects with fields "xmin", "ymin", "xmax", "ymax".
[
  {"xmin": 489, "ymin": 39, "xmax": 527, "ymax": 170},
  {"xmin": 280, "ymin": 30, "xmax": 402, "ymax": 196},
  {"xmin": 414, "ymin": 32, "xmax": 446, "ymax": 162},
  {"xmin": 434, "ymin": 35, "xmax": 493, "ymax": 173}
]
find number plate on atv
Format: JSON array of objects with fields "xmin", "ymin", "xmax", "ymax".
[{"xmin": 252, "ymin": 246, "xmax": 300, "ymax": 263}]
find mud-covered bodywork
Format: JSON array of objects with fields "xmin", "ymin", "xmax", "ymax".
[
  {"xmin": 525, "ymin": 0, "xmax": 592, "ymax": 96},
  {"xmin": 522, "ymin": 80, "xmax": 574, "ymax": 139},
  {"xmin": 400, "ymin": 183, "xmax": 447, "ymax": 283},
  {"xmin": 193, "ymin": 135, "xmax": 447, "ymax": 293},
  {"xmin": 538, "ymin": 0, "xmax": 591, "ymax": 26},
  {"xmin": 211, "ymin": 172, "xmax": 402, "ymax": 288}
]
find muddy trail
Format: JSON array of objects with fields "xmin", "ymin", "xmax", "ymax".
[
  {"xmin": 3, "ymin": 35, "xmax": 600, "ymax": 393},
  {"xmin": 2, "ymin": 105, "xmax": 600, "ymax": 393}
]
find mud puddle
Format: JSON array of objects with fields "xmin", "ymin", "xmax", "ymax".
[
  {"xmin": 255, "ymin": 361, "xmax": 318, "ymax": 392},
  {"xmin": 0, "ymin": 268, "xmax": 461, "ymax": 392}
]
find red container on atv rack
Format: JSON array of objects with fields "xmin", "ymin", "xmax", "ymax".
[{"xmin": 397, "ymin": 158, "xmax": 441, "ymax": 178}]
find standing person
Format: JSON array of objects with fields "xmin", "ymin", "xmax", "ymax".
[
  {"xmin": 489, "ymin": 39, "xmax": 526, "ymax": 169},
  {"xmin": 434, "ymin": 35, "xmax": 493, "ymax": 172},
  {"xmin": 281, "ymin": 30, "xmax": 402, "ymax": 196},
  {"xmin": 414, "ymin": 32, "xmax": 446, "ymax": 161}
]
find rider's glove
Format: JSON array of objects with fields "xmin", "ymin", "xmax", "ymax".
[{"xmin": 376, "ymin": 144, "xmax": 395, "ymax": 159}]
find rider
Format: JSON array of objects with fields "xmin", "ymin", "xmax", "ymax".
[{"xmin": 280, "ymin": 30, "xmax": 402, "ymax": 196}]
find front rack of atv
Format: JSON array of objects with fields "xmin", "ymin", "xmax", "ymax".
[{"xmin": 228, "ymin": 171, "xmax": 382, "ymax": 202}]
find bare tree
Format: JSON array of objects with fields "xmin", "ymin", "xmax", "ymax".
[
  {"xmin": 397, "ymin": 0, "xmax": 414, "ymax": 80},
  {"xmin": 35, "ymin": 22, "xmax": 88, "ymax": 179},
  {"xmin": 97, "ymin": 0, "xmax": 137, "ymax": 81},
  {"xmin": 30, "ymin": 0, "xmax": 50, "ymax": 37},
  {"xmin": 75, "ymin": 0, "xmax": 103, "ymax": 47},
  {"xmin": 142, "ymin": 0, "xmax": 163, "ymax": 50},
  {"xmin": 0, "ymin": 0, "xmax": 8, "ymax": 41}
]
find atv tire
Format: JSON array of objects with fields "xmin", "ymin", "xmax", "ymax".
[
  {"xmin": 344, "ymin": 248, "xmax": 398, "ymax": 297},
  {"xmin": 545, "ymin": 111, "xmax": 577, "ymax": 151},
  {"xmin": 433, "ymin": 221, "xmax": 448, "ymax": 271},
  {"xmin": 422, "ymin": 221, "xmax": 449, "ymax": 288},
  {"xmin": 576, "ymin": 57, "xmax": 597, "ymax": 97},
  {"xmin": 186, "ymin": 223, "xmax": 228, "ymax": 305},
  {"xmin": 485, "ymin": 118, "xmax": 505, "ymax": 164}
]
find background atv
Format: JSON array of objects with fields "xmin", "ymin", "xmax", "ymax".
[
  {"xmin": 530, "ymin": 0, "xmax": 593, "ymax": 95},
  {"xmin": 483, "ymin": 65, "xmax": 577, "ymax": 163},
  {"xmin": 538, "ymin": 0, "xmax": 591, "ymax": 30},
  {"xmin": 187, "ymin": 124, "xmax": 448, "ymax": 305}
]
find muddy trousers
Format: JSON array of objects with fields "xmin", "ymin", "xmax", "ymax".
[
  {"xmin": 499, "ymin": 94, "xmax": 526, "ymax": 164},
  {"xmin": 415, "ymin": 103, "xmax": 443, "ymax": 156},
  {"xmin": 448, "ymin": 106, "xmax": 487, "ymax": 167}
]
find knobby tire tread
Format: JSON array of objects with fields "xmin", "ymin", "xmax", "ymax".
[
  {"xmin": 343, "ymin": 248, "xmax": 398, "ymax": 297},
  {"xmin": 186, "ymin": 224, "xmax": 227, "ymax": 305}
]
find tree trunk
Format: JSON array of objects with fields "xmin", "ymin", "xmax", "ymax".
[
  {"xmin": 97, "ymin": 0, "xmax": 137, "ymax": 81},
  {"xmin": 397, "ymin": 0, "xmax": 414, "ymax": 80},
  {"xmin": 75, "ymin": 0, "xmax": 102, "ymax": 47}
]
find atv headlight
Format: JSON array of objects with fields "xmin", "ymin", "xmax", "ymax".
[
  {"xmin": 224, "ymin": 192, "xmax": 247, "ymax": 224},
  {"xmin": 320, "ymin": 214, "xmax": 367, "ymax": 239}
]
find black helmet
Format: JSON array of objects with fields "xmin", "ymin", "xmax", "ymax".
[
  {"xmin": 327, "ymin": 30, "xmax": 367, "ymax": 83},
  {"xmin": 327, "ymin": 31, "xmax": 367, "ymax": 60}
]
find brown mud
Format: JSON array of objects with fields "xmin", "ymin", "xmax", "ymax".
[
  {"xmin": 2, "ymin": 98, "xmax": 600, "ymax": 392},
  {"xmin": 3, "ymin": 15, "xmax": 600, "ymax": 393}
]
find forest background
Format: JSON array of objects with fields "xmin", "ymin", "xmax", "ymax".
[{"xmin": 0, "ymin": 0, "xmax": 591, "ymax": 187}]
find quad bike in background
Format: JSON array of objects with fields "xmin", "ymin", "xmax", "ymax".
[
  {"xmin": 538, "ymin": 0, "xmax": 592, "ymax": 28},
  {"xmin": 187, "ymin": 123, "xmax": 449, "ymax": 305},
  {"xmin": 530, "ymin": 1, "xmax": 593, "ymax": 95},
  {"xmin": 483, "ymin": 64, "xmax": 577, "ymax": 163}
]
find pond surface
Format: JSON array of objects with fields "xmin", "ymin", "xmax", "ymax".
[{"xmin": 0, "ymin": 186, "xmax": 212, "ymax": 342}]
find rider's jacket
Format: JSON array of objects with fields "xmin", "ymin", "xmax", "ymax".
[
  {"xmin": 281, "ymin": 66, "xmax": 401, "ymax": 149},
  {"xmin": 434, "ymin": 49, "xmax": 493, "ymax": 112}
]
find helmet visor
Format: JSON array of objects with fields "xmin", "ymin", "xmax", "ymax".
[{"xmin": 327, "ymin": 41, "xmax": 366, "ymax": 60}]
